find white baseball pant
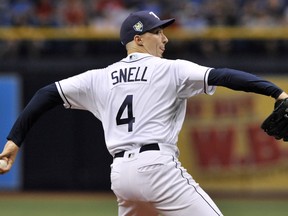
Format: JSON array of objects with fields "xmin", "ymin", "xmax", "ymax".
[{"xmin": 110, "ymin": 144, "xmax": 223, "ymax": 216}]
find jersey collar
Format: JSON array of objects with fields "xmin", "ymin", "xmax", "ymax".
[{"xmin": 122, "ymin": 53, "xmax": 153, "ymax": 62}]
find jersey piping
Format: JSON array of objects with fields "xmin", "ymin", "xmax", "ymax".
[
  {"xmin": 55, "ymin": 81, "xmax": 71, "ymax": 108},
  {"xmin": 204, "ymin": 68, "xmax": 211, "ymax": 94}
]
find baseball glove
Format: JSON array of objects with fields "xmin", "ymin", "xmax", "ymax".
[{"xmin": 261, "ymin": 98, "xmax": 288, "ymax": 141}]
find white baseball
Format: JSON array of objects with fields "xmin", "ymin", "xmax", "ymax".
[{"xmin": 0, "ymin": 160, "xmax": 8, "ymax": 169}]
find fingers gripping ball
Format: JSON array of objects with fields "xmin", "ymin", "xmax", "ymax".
[
  {"xmin": 261, "ymin": 98, "xmax": 288, "ymax": 141},
  {"xmin": 0, "ymin": 159, "xmax": 8, "ymax": 169}
]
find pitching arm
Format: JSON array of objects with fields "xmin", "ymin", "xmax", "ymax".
[
  {"xmin": 0, "ymin": 83, "xmax": 63, "ymax": 174},
  {"xmin": 6, "ymin": 83, "xmax": 63, "ymax": 147}
]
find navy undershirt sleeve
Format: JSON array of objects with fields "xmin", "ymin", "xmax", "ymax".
[
  {"xmin": 208, "ymin": 68, "xmax": 283, "ymax": 99},
  {"xmin": 7, "ymin": 83, "xmax": 63, "ymax": 147}
]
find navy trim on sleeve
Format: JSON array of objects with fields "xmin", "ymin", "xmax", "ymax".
[
  {"xmin": 203, "ymin": 68, "xmax": 210, "ymax": 94},
  {"xmin": 56, "ymin": 81, "xmax": 71, "ymax": 108},
  {"xmin": 6, "ymin": 83, "xmax": 63, "ymax": 147},
  {"xmin": 208, "ymin": 68, "xmax": 283, "ymax": 99}
]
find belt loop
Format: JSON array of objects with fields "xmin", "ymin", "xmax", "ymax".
[{"xmin": 114, "ymin": 143, "xmax": 159, "ymax": 158}]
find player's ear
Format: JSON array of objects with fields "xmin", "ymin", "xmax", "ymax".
[{"xmin": 134, "ymin": 35, "xmax": 143, "ymax": 46}]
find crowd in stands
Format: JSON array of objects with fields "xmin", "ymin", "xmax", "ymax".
[
  {"xmin": 0, "ymin": 0, "xmax": 288, "ymax": 29},
  {"xmin": 0, "ymin": 0, "xmax": 288, "ymax": 59}
]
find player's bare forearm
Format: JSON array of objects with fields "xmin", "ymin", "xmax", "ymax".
[{"xmin": 0, "ymin": 140, "xmax": 19, "ymax": 174}]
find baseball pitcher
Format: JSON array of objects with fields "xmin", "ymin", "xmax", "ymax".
[{"xmin": 1, "ymin": 11, "xmax": 288, "ymax": 216}]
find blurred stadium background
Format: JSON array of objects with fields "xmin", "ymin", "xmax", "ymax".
[{"xmin": 1, "ymin": 0, "xmax": 288, "ymax": 215}]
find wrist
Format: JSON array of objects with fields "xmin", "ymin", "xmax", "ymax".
[{"xmin": 276, "ymin": 92, "xmax": 288, "ymax": 100}]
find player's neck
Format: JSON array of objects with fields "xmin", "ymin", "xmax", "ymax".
[
  {"xmin": 127, "ymin": 48, "xmax": 148, "ymax": 55},
  {"xmin": 126, "ymin": 43, "xmax": 150, "ymax": 56}
]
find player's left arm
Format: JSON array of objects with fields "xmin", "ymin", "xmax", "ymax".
[
  {"xmin": 6, "ymin": 83, "xmax": 63, "ymax": 147},
  {"xmin": 208, "ymin": 68, "xmax": 288, "ymax": 100},
  {"xmin": 0, "ymin": 83, "xmax": 63, "ymax": 174},
  {"xmin": 0, "ymin": 140, "xmax": 19, "ymax": 174}
]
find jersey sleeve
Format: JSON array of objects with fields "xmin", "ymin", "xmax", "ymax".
[
  {"xmin": 7, "ymin": 83, "xmax": 63, "ymax": 147},
  {"xmin": 174, "ymin": 59, "xmax": 216, "ymax": 98},
  {"xmin": 55, "ymin": 69, "xmax": 100, "ymax": 112},
  {"xmin": 208, "ymin": 68, "xmax": 283, "ymax": 99}
]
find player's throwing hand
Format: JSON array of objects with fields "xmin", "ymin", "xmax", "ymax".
[{"xmin": 0, "ymin": 140, "xmax": 19, "ymax": 174}]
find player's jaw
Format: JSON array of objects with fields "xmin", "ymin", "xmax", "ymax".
[
  {"xmin": 148, "ymin": 44, "xmax": 165, "ymax": 58},
  {"xmin": 159, "ymin": 46, "xmax": 166, "ymax": 56},
  {"xmin": 141, "ymin": 28, "xmax": 168, "ymax": 58}
]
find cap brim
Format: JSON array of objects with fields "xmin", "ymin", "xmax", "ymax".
[{"xmin": 147, "ymin": 18, "xmax": 175, "ymax": 32}]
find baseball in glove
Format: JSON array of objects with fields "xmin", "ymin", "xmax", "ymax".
[{"xmin": 261, "ymin": 98, "xmax": 288, "ymax": 141}]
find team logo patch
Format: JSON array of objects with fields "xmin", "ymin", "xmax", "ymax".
[{"xmin": 133, "ymin": 21, "xmax": 143, "ymax": 32}]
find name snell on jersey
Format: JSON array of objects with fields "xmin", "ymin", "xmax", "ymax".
[{"xmin": 111, "ymin": 66, "xmax": 148, "ymax": 85}]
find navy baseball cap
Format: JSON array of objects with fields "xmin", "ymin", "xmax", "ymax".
[{"xmin": 120, "ymin": 11, "xmax": 175, "ymax": 45}]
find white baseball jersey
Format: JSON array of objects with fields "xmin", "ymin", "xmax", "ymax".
[{"xmin": 56, "ymin": 53, "xmax": 216, "ymax": 156}]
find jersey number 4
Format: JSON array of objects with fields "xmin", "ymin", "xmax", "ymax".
[{"xmin": 116, "ymin": 95, "xmax": 135, "ymax": 132}]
